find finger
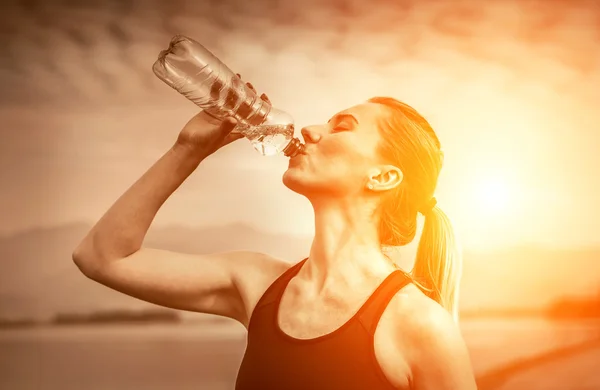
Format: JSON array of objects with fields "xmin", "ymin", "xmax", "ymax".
[
  {"xmin": 219, "ymin": 117, "xmax": 238, "ymax": 134},
  {"xmin": 260, "ymin": 93, "xmax": 271, "ymax": 103},
  {"xmin": 246, "ymin": 82, "xmax": 256, "ymax": 93},
  {"xmin": 209, "ymin": 78, "xmax": 222, "ymax": 101},
  {"xmin": 236, "ymin": 73, "xmax": 242, "ymax": 79}
]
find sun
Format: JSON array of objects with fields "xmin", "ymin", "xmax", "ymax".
[
  {"xmin": 455, "ymin": 170, "xmax": 526, "ymax": 249},
  {"xmin": 475, "ymin": 176, "xmax": 512, "ymax": 215}
]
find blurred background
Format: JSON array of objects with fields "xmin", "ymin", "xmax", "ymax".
[{"xmin": 1, "ymin": 0, "xmax": 599, "ymax": 389}]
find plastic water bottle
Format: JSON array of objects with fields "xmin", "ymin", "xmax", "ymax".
[{"xmin": 153, "ymin": 35, "xmax": 304, "ymax": 157}]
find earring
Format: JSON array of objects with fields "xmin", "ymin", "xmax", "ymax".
[{"xmin": 367, "ymin": 183, "xmax": 373, "ymax": 190}]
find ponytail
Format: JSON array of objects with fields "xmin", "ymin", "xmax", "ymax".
[
  {"xmin": 366, "ymin": 96, "xmax": 462, "ymax": 321},
  {"xmin": 411, "ymin": 206, "xmax": 462, "ymax": 322}
]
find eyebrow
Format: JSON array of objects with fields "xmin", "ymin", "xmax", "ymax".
[{"xmin": 327, "ymin": 113, "xmax": 359, "ymax": 125}]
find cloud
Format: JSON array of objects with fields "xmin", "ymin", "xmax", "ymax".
[
  {"xmin": 1, "ymin": 0, "xmax": 598, "ymax": 106},
  {"xmin": 1, "ymin": 0, "xmax": 599, "ymax": 246}
]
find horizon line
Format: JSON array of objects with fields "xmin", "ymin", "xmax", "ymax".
[{"xmin": 1, "ymin": 220, "xmax": 599, "ymax": 252}]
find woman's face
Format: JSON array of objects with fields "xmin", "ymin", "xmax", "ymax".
[{"xmin": 282, "ymin": 102, "xmax": 389, "ymax": 198}]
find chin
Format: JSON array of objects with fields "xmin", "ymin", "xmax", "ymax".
[
  {"xmin": 282, "ymin": 168, "xmax": 307, "ymax": 194},
  {"xmin": 282, "ymin": 169, "xmax": 346, "ymax": 198}
]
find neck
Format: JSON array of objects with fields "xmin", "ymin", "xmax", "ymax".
[{"xmin": 299, "ymin": 196, "xmax": 396, "ymax": 292}]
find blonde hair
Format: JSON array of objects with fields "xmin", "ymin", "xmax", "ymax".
[{"xmin": 368, "ymin": 97, "xmax": 462, "ymax": 322}]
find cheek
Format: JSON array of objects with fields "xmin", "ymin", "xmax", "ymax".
[
  {"xmin": 318, "ymin": 138, "xmax": 348, "ymax": 157},
  {"xmin": 320, "ymin": 139, "xmax": 374, "ymax": 176},
  {"xmin": 285, "ymin": 138, "xmax": 374, "ymax": 188},
  {"xmin": 318, "ymin": 137, "xmax": 367, "ymax": 164},
  {"xmin": 312, "ymin": 155, "xmax": 370, "ymax": 191}
]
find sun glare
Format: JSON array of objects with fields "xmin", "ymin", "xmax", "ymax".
[
  {"xmin": 476, "ymin": 177, "xmax": 512, "ymax": 215},
  {"xmin": 455, "ymin": 166, "xmax": 528, "ymax": 249}
]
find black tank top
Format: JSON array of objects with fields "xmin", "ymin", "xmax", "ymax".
[{"xmin": 235, "ymin": 258, "xmax": 411, "ymax": 390}]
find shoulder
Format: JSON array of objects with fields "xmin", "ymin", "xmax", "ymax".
[
  {"xmin": 230, "ymin": 252, "xmax": 296, "ymax": 293},
  {"xmin": 389, "ymin": 284, "xmax": 477, "ymax": 389},
  {"xmin": 390, "ymin": 284, "xmax": 460, "ymax": 350},
  {"xmin": 230, "ymin": 252, "xmax": 300, "ymax": 327},
  {"xmin": 225, "ymin": 251, "xmax": 293, "ymax": 281},
  {"xmin": 393, "ymin": 283, "xmax": 457, "ymax": 335}
]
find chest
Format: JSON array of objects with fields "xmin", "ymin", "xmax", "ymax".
[
  {"xmin": 277, "ymin": 291, "xmax": 358, "ymax": 339},
  {"xmin": 276, "ymin": 284, "xmax": 411, "ymax": 389}
]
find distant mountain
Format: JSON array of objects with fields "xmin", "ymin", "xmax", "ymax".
[
  {"xmin": 1, "ymin": 223, "xmax": 599, "ymax": 319},
  {"xmin": 0, "ymin": 222, "xmax": 312, "ymax": 319}
]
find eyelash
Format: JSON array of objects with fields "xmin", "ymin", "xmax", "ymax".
[{"xmin": 333, "ymin": 122, "xmax": 351, "ymax": 131}]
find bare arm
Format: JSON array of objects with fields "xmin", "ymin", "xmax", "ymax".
[
  {"xmin": 406, "ymin": 303, "xmax": 477, "ymax": 390},
  {"xmin": 72, "ymin": 112, "xmax": 282, "ymax": 325},
  {"xmin": 76, "ymin": 247, "xmax": 282, "ymax": 324},
  {"xmin": 74, "ymin": 141, "xmax": 207, "ymax": 265}
]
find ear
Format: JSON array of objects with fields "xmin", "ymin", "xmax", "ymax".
[{"xmin": 366, "ymin": 165, "xmax": 403, "ymax": 192}]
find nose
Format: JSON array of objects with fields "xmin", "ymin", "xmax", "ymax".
[{"xmin": 301, "ymin": 125, "xmax": 321, "ymax": 144}]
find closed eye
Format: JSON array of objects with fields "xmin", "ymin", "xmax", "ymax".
[
  {"xmin": 333, "ymin": 122, "xmax": 352, "ymax": 131},
  {"xmin": 328, "ymin": 114, "xmax": 359, "ymax": 132},
  {"xmin": 332, "ymin": 119, "xmax": 356, "ymax": 132}
]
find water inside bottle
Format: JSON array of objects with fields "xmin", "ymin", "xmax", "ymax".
[{"xmin": 234, "ymin": 124, "xmax": 295, "ymax": 156}]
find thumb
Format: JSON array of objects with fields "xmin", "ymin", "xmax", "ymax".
[
  {"xmin": 219, "ymin": 117, "xmax": 238, "ymax": 135},
  {"xmin": 220, "ymin": 132, "xmax": 245, "ymax": 147},
  {"xmin": 217, "ymin": 117, "xmax": 243, "ymax": 148}
]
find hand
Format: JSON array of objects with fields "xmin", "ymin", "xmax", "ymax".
[
  {"xmin": 235, "ymin": 73, "xmax": 271, "ymax": 106},
  {"xmin": 175, "ymin": 74, "xmax": 271, "ymax": 158}
]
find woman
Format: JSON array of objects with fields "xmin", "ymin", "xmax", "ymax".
[{"xmin": 73, "ymin": 83, "xmax": 477, "ymax": 389}]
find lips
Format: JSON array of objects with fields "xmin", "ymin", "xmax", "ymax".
[{"xmin": 288, "ymin": 152, "xmax": 304, "ymax": 166}]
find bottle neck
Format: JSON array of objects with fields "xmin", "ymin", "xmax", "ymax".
[{"xmin": 283, "ymin": 137, "xmax": 304, "ymax": 157}]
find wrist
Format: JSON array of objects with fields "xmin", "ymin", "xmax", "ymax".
[{"xmin": 170, "ymin": 141, "xmax": 208, "ymax": 167}]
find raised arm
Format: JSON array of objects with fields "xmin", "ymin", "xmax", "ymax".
[{"xmin": 72, "ymin": 110, "xmax": 286, "ymax": 326}]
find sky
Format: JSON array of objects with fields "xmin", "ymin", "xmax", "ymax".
[{"xmin": 1, "ymin": 0, "xmax": 599, "ymax": 250}]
